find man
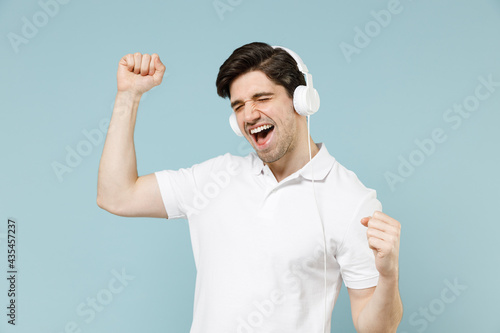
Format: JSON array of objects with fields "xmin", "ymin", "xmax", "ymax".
[{"xmin": 97, "ymin": 42, "xmax": 403, "ymax": 332}]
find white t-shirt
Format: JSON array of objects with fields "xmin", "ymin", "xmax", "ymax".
[{"xmin": 155, "ymin": 143, "xmax": 381, "ymax": 332}]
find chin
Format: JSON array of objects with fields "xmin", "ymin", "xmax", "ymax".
[{"xmin": 255, "ymin": 147, "xmax": 285, "ymax": 164}]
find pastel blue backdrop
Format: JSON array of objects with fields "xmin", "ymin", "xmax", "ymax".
[{"xmin": 1, "ymin": 0, "xmax": 499, "ymax": 332}]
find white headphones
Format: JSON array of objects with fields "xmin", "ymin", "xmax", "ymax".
[{"xmin": 229, "ymin": 45, "xmax": 320, "ymax": 136}]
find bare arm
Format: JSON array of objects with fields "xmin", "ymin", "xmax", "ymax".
[
  {"xmin": 348, "ymin": 276, "xmax": 403, "ymax": 333},
  {"xmin": 97, "ymin": 53, "xmax": 167, "ymax": 218}
]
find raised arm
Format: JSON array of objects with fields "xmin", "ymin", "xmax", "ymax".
[{"xmin": 97, "ymin": 53, "xmax": 168, "ymax": 218}]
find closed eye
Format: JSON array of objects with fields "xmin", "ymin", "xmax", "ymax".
[{"xmin": 231, "ymin": 94, "xmax": 273, "ymax": 112}]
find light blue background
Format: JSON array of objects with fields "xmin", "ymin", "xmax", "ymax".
[{"xmin": 1, "ymin": 0, "xmax": 499, "ymax": 332}]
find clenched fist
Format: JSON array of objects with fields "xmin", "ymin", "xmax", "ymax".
[
  {"xmin": 117, "ymin": 53, "xmax": 166, "ymax": 95},
  {"xmin": 360, "ymin": 211, "xmax": 401, "ymax": 279}
]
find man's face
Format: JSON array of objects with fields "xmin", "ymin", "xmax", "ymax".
[{"xmin": 229, "ymin": 70, "xmax": 300, "ymax": 163}]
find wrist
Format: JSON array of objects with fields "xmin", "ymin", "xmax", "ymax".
[
  {"xmin": 116, "ymin": 90, "xmax": 143, "ymax": 102},
  {"xmin": 379, "ymin": 269, "xmax": 399, "ymax": 283}
]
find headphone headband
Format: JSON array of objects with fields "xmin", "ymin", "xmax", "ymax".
[
  {"xmin": 272, "ymin": 46, "xmax": 309, "ymax": 74},
  {"xmin": 272, "ymin": 45, "xmax": 316, "ymax": 95}
]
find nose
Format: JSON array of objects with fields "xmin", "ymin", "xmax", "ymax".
[{"xmin": 242, "ymin": 100, "xmax": 260, "ymax": 124}]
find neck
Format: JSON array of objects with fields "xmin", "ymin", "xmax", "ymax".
[{"xmin": 266, "ymin": 136, "xmax": 319, "ymax": 183}]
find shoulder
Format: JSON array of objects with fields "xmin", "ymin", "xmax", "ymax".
[
  {"xmin": 205, "ymin": 151, "xmax": 256, "ymax": 170},
  {"xmin": 157, "ymin": 150, "xmax": 258, "ymax": 179},
  {"xmin": 323, "ymin": 149, "xmax": 378, "ymax": 204},
  {"xmin": 333, "ymin": 161, "xmax": 372, "ymax": 194},
  {"xmin": 182, "ymin": 151, "xmax": 257, "ymax": 178}
]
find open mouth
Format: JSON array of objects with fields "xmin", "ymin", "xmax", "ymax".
[{"xmin": 249, "ymin": 124, "xmax": 275, "ymax": 148}]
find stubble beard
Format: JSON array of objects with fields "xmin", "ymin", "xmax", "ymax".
[{"xmin": 255, "ymin": 114, "xmax": 297, "ymax": 164}]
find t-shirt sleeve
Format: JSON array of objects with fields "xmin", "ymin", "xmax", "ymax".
[
  {"xmin": 154, "ymin": 154, "xmax": 235, "ymax": 220},
  {"xmin": 336, "ymin": 189, "xmax": 382, "ymax": 289},
  {"xmin": 154, "ymin": 166, "xmax": 193, "ymax": 220}
]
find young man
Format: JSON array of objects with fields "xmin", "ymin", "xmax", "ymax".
[{"xmin": 97, "ymin": 42, "xmax": 403, "ymax": 332}]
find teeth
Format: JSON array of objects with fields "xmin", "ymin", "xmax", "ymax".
[{"xmin": 250, "ymin": 124, "xmax": 273, "ymax": 134}]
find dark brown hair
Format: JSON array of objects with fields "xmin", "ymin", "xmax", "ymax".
[{"xmin": 216, "ymin": 42, "xmax": 306, "ymax": 99}]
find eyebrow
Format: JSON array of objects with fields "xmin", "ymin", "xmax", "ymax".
[{"xmin": 230, "ymin": 92, "xmax": 274, "ymax": 109}]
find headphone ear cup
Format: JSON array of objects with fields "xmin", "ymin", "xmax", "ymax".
[
  {"xmin": 293, "ymin": 85, "xmax": 320, "ymax": 116},
  {"xmin": 229, "ymin": 113, "xmax": 244, "ymax": 136}
]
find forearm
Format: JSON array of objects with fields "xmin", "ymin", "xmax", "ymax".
[
  {"xmin": 357, "ymin": 273, "xmax": 403, "ymax": 333},
  {"xmin": 97, "ymin": 91, "xmax": 142, "ymax": 209}
]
